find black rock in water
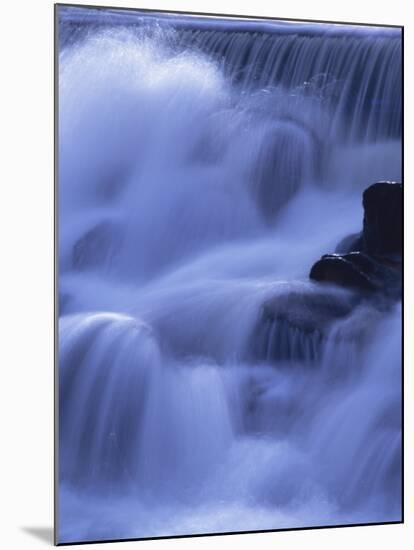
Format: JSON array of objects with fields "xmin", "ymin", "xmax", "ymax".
[
  {"xmin": 362, "ymin": 181, "xmax": 402, "ymax": 261},
  {"xmin": 310, "ymin": 252, "xmax": 401, "ymax": 297},
  {"xmin": 310, "ymin": 181, "xmax": 402, "ymax": 299},
  {"xmin": 335, "ymin": 232, "xmax": 363, "ymax": 254},
  {"xmin": 310, "ymin": 253, "xmax": 374, "ymax": 292}
]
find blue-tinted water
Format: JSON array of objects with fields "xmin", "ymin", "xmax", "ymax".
[{"xmin": 58, "ymin": 6, "xmax": 402, "ymax": 543}]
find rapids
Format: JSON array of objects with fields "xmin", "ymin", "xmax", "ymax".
[{"xmin": 57, "ymin": 7, "xmax": 402, "ymax": 543}]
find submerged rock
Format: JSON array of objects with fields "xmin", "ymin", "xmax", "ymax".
[
  {"xmin": 252, "ymin": 285, "xmax": 356, "ymax": 363},
  {"xmin": 251, "ymin": 121, "xmax": 318, "ymax": 221},
  {"xmin": 73, "ymin": 220, "xmax": 121, "ymax": 271}
]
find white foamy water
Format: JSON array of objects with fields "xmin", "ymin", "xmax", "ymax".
[{"xmin": 57, "ymin": 8, "xmax": 402, "ymax": 543}]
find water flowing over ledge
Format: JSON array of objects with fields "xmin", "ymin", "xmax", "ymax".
[
  {"xmin": 57, "ymin": 6, "xmax": 402, "ymax": 544},
  {"xmin": 59, "ymin": 7, "xmax": 402, "ymax": 143}
]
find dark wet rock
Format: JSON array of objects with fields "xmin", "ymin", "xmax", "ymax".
[
  {"xmin": 312, "ymin": 181, "xmax": 402, "ymax": 299},
  {"xmin": 310, "ymin": 252, "xmax": 401, "ymax": 298},
  {"xmin": 73, "ymin": 220, "xmax": 121, "ymax": 270},
  {"xmin": 252, "ymin": 286, "xmax": 357, "ymax": 363},
  {"xmin": 362, "ymin": 181, "xmax": 402, "ymax": 261},
  {"xmin": 310, "ymin": 253, "xmax": 375, "ymax": 292},
  {"xmin": 335, "ymin": 232, "xmax": 363, "ymax": 254},
  {"xmin": 263, "ymin": 287, "xmax": 355, "ymax": 332},
  {"xmin": 252, "ymin": 122, "xmax": 318, "ymax": 221},
  {"xmin": 254, "ymin": 182, "xmax": 401, "ymax": 366},
  {"xmin": 334, "ymin": 181, "xmax": 402, "ymax": 259}
]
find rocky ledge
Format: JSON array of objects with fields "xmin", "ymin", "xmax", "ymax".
[
  {"xmin": 253, "ymin": 181, "xmax": 402, "ymax": 365},
  {"xmin": 252, "ymin": 284, "xmax": 358, "ymax": 363},
  {"xmin": 310, "ymin": 181, "xmax": 402, "ymax": 300}
]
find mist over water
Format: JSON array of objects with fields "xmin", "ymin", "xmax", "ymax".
[{"xmin": 58, "ymin": 8, "xmax": 402, "ymax": 543}]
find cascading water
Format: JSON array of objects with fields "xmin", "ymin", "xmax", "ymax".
[{"xmin": 57, "ymin": 7, "xmax": 402, "ymax": 543}]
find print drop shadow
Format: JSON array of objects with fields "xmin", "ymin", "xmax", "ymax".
[{"xmin": 21, "ymin": 526, "xmax": 54, "ymax": 545}]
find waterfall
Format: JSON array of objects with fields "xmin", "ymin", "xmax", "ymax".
[
  {"xmin": 176, "ymin": 28, "xmax": 401, "ymax": 141},
  {"xmin": 60, "ymin": 9, "xmax": 402, "ymax": 142},
  {"xmin": 57, "ymin": 6, "xmax": 402, "ymax": 544}
]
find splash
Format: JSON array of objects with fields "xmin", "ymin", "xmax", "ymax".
[{"xmin": 58, "ymin": 7, "xmax": 402, "ymax": 543}]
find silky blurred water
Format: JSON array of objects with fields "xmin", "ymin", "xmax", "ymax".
[{"xmin": 58, "ymin": 7, "xmax": 402, "ymax": 543}]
